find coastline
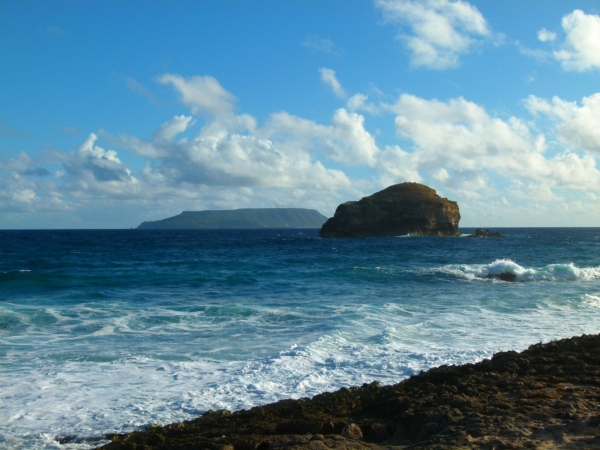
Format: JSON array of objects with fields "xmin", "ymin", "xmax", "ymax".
[{"xmin": 96, "ymin": 333, "xmax": 600, "ymax": 449}]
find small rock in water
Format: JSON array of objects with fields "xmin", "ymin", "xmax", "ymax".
[
  {"xmin": 341, "ymin": 423, "xmax": 363, "ymax": 440},
  {"xmin": 485, "ymin": 272, "xmax": 517, "ymax": 282},
  {"xmin": 499, "ymin": 272, "xmax": 517, "ymax": 282},
  {"xmin": 468, "ymin": 228, "xmax": 506, "ymax": 238}
]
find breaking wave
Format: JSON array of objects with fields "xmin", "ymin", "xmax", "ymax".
[{"xmin": 434, "ymin": 259, "xmax": 600, "ymax": 282}]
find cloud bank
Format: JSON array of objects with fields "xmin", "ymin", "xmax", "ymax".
[{"xmin": 3, "ymin": 69, "xmax": 600, "ymax": 227}]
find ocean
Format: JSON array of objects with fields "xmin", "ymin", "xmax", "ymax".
[{"xmin": 2, "ymin": 228, "xmax": 600, "ymax": 449}]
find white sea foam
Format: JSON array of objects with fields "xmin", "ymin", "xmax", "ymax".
[
  {"xmin": 435, "ymin": 259, "xmax": 600, "ymax": 282},
  {"xmin": 582, "ymin": 294, "xmax": 600, "ymax": 308},
  {"xmin": 4, "ymin": 302, "xmax": 600, "ymax": 450}
]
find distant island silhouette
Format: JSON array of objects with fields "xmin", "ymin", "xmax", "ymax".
[{"xmin": 137, "ymin": 208, "xmax": 328, "ymax": 229}]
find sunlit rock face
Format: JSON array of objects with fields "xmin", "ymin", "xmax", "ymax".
[{"xmin": 319, "ymin": 182, "xmax": 460, "ymax": 238}]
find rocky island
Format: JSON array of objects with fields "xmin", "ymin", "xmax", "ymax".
[
  {"xmin": 319, "ymin": 183, "xmax": 460, "ymax": 238},
  {"xmin": 137, "ymin": 208, "xmax": 327, "ymax": 230},
  {"xmin": 97, "ymin": 333, "xmax": 600, "ymax": 450}
]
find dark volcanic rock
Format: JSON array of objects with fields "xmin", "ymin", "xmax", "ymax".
[
  {"xmin": 468, "ymin": 228, "xmax": 507, "ymax": 238},
  {"xmin": 96, "ymin": 334, "xmax": 600, "ymax": 450},
  {"xmin": 319, "ymin": 183, "xmax": 460, "ymax": 238}
]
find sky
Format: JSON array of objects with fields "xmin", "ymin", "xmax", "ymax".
[{"xmin": 2, "ymin": 1, "xmax": 600, "ymax": 228}]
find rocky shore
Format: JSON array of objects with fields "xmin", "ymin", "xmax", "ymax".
[{"xmin": 97, "ymin": 334, "xmax": 600, "ymax": 449}]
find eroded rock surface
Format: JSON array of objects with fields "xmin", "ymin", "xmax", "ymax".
[
  {"xmin": 319, "ymin": 183, "xmax": 460, "ymax": 238},
  {"xmin": 96, "ymin": 334, "xmax": 600, "ymax": 450}
]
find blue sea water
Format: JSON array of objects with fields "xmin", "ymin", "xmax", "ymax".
[{"xmin": 2, "ymin": 228, "xmax": 600, "ymax": 449}]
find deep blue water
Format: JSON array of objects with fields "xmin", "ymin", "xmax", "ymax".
[{"xmin": 2, "ymin": 228, "xmax": 600, "ymax": 449}]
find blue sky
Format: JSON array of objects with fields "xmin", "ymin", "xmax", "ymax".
[{"xmin": 2, "ymin": 0, "xmax": 600, "ymax": 228}]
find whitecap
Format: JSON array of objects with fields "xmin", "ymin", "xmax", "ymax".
[{"xmin": 433, "ymin": 259, "xmax": 600, "ymax": 282}]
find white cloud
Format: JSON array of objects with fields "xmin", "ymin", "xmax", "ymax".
[
  {"xmin": 376, "ymin": 145, "xmax": 422, "ymax": 182},
  {"xmin": 525, "ymin": 93, "xmax": 600, "ymax": 153},
  {"xmin": 157, "ymin": 74, "xmax": 236, "ymax": 116},
  {"xmin": 153, "ymin": 115, "xmax": 195, "ymax": 144},
  {"xmin": 156, "ymin": 127, "xmax": 352, "ymax": 190},
  {"xmin": 552, "ymin": 10, "xmax": 600, "ymax": 71},
  {"xmin": 346, "ymin": 93, "xmax": 380, "ymax": 114},
  {"xmin": 11, "ymin": 189, "xmax": 37, "ymax": 203},
  {"xmin": 60, "ymin": 133, "xmax": 137, "ymax": 197},
  {"xmin": 4, "ymin": 71, "xmax": 600, "ymax": 228},
  {"xmin": 264, "ymin": 108, "xmax": 380, "ymax": 166},
  {"xmin": 537, "ymin": 28, "xmax": 556, "ymax": 42},
  {"xmin": 319, "ymin": 68, "xmax": 347, "ymax": 99},
  {"xmin": 389, "ymin": 94, "xmax": 600, "ymax": 191},
  {"xmin": 375, "ymin": 0, "xmax": 490, "ymax": 69}
]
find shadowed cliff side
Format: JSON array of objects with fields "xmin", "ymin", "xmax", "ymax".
[{"xmin": 319, "ymin": 183, "xmax": 460, "ymax": 238}]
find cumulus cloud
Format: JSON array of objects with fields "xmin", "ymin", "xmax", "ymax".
[
  {"xmin": 346, "ymin": 93, "xmax": 380, "ymax": 114},
  {"xmin": 537, "ymin": 28, "xmax": 556, "ymax": 42},
  {"xmin": 388, "ymin": 94, "xmax": 600, "ymax": 191},
  {"xmin": 319, "ymin": 68, "xmax": 347, "ymax": 99},
  {"xmin": 525, "ymin": 93, "xmax": 600, "ymax": 153},
  {"xmin": 157, "ymin": 74, "xmax": 237, "ymax": 116},
  {"xmin": 4, "ymin": 71, "xmax": 600, "ymax": 227},
  {"xmin": 61, "ymin": 133, "xmax": 137, "ymax": 194},
  {"xmin": 552, "ymin": 10, "xmax": 600, "ymax": 71},
  {"xmin": 375, "ymin": 0, "xmax": 490, "ymax": 69},
  {"xmin": 153, "ymin": 115, "xmax": 195, "ymax": 144},
  {"xmin": 263, "ymin": 108, "xmax": 380, "ymax": 167}
]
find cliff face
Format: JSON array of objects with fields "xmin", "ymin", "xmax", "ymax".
[{"xmin": 319, "ymin": 183, "xmax": 460, "ymax": 238}]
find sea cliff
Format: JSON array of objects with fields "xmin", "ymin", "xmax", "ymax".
[{"xmin": 319, "ymin": 183, "xmax": 460, "ymax": 238}]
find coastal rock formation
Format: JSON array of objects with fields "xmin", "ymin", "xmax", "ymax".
[
  {"xmin": 319, "ymin": 183, "xmax": 460, "ymax": 238},
  {"xmin": 138, "ymin": 208, "xmax": 327, "ymax": 230},
  {"xmin": 97, "ymin": 333, "xmax": 600, "ymax": 450},
  {"xmin": 468, "ymin": 228, "xmax": 506, "ymax": 238}
]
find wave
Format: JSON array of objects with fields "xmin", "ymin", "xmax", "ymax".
[{"xmin": 434, "ymin": 259, "xmax": 600, "ymax": 282}]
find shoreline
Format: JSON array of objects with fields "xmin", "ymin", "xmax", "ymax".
[{"xmin": 96, "ymin": 333, "xmax": 600, "ymax": 449}]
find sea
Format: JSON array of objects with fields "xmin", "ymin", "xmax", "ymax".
[{"xmin": 2, "ymin": 228, "xmax": 600, "ymax": 449}]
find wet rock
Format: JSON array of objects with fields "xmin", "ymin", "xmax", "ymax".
[
  {"xmin": 468, "ymin": 228, "xmax": 506, "ymax": 238},
  {"xmin": 341, "ymin": 423, "xmax": 363, "ymax": 440}
]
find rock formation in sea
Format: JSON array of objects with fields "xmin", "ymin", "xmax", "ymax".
[
  {"xmin": 137, "ymin": 208, "xmax": 328, "ymax": 230},
  {"xmin": 468, "ymin": 228, "xmax": 506, "ymax": 238},
  {"xmin": 97, "ymin": 333, "xmax": 600, "ymax": 449},
  {"xmin": 319, "ymin": 182, "xmax": 460, "ymax": 238}
]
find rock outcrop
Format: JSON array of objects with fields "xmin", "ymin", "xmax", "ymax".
[
  {"xmin": 97, "ymin": 333, "xmax": 600, "ymax": 450},
  {"xmin": 468, "ymin": 228, "xmax": 506, "ymax": 238},
  {"xmin": 319, "ymin": 183, "xmax": 460, "ymax": 238}
]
